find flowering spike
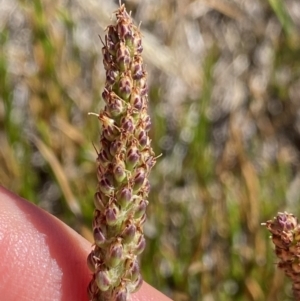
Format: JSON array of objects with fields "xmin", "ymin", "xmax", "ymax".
[
  {"xmin": 87, "ymin": 4, "xmax": 156, "ymax": 300},
  {"xmin": 264, "ymin": 212, "xmax": 300, "ymax": 299}
]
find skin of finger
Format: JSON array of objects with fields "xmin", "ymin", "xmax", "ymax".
[{"xmin": 0, "ymin": 186, "xmax": 172, "ymax": 301}]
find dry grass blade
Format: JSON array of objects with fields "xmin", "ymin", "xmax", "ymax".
[
  {"xmin": 54, "ymin": 116, "xmax": 85, "ymax": 145},
  {"xmin": 200, "ymin": 0, "xmax": 248, "ymax": 21},
  {"xmin": 31, "ymin": 135, "xmax": 82, "ymax": 217}
]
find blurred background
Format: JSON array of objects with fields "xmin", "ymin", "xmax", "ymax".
[{"xmin": 1, "ymin": 0, "xmax": 300, "ymax": 300}]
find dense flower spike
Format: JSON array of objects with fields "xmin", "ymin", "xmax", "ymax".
[
  {"xmin": 263, "ymin": 212, "xmax": 300, "ymax": 300},
  {"xmin": 87, "ymin": 4, "xmax": 156, "ymax": 301}
]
